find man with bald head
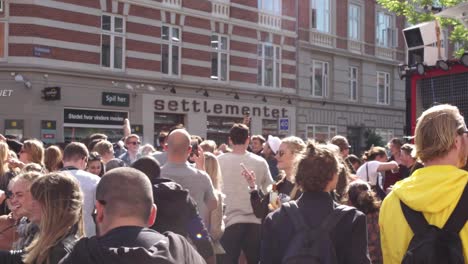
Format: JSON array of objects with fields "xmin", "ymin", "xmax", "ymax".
[
  {"xmin": 59, "ymin": 167, "xmax": 205, "ymax": 264},
  {"xmin": 160, "ymin": 129, "xmax": 217, "ymax": 227}
]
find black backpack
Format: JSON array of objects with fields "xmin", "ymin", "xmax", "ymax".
[
  {"xmin": 400, "ymin": 184, "xmax": 468, "ymax": 264},
  {"xmin": 281, "ymin": 201, "xmax": 353, "ymax": 264}
]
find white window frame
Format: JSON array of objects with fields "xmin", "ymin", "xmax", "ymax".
[
  {"xmin": 348, "ymin": 4, "xmax": 360, "ymax": 40},
  {"xmin": 161, "ymin": 25, "xmax": 181, "ymax": 77},
  {"xmin": 310, "ymin": 60, "xmax": 329, "ymax": 97},
  {"xmin": 377, "ymin": 71, "xmax": 390, "ymax": 105},
  {"xmin": 306, "ymin": 124, "xmax": 337, "ymax": 142},
  {"xmin": 375, "ymin": 128, "xmax": 394, "ymax": 144},
  {"xmin": 101, "ymin": 14, "xmax": 126, "ymax": 70},
  {"xmin": 258, "ymin": 0, "xmax": 281, "ymax": 15},
  {"xmin": 210, "ymin": 34, "xmax": 229, "ymax": 82},
  {"xmin": 376, "ymin": 11, "xmax": 395, "ymax": 48},
  {"xmin": 257, "ymin": 43, "xmax": 281, "ymax": 88},
  {"xmin": 349, "ymin": 66, "xmax": 358, "ymax": 101},
  {"xmin": 311, "ymin": 0, "xmax": 330, "ymax": 33},
  {"xmin": 0, "ymin": 1, "xmax": 4, "ymax": 12}
]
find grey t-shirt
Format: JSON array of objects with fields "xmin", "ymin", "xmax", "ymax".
[
  {"xmin": 64, "ymin": 169, "xmax": 100, "ymax": 237},
  {"xmin": 153, "ymin": 152, "xmax": 168, "ymax": 166},
  {"xmin": 160, "ymin": 162, "xmax": 216, "ymax": 225}
]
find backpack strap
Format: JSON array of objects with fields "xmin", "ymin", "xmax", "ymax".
[
  {"xmin": 282, "ymin": 201, "xmax": 309, "ymax": 232},
  {"xmin": 320, "ymin": 204, "xmax": 354, "ymax": 232},
  {"xmin": 400, "ymin": 201, "xmax": 430, "ymax": 235},
  {"xmin": 444, "ymin": 184, "xmax": 468, "ymax": 233}
]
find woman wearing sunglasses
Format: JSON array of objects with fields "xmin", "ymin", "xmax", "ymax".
[{"xmin": 243, "ymin": 136, "xmax": 306, "ymax": 220}]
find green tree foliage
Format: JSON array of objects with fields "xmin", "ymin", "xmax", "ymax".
[
  {"xmin": 377, "ymin": 0, "xmax": 468, "ymax": 57},
  {"xmin": 364, "ymin": 129, "xmax": 385, "ymax": 149}
]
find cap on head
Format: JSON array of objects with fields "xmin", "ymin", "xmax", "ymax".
[
  {"xmin": 331, "ymin": 135, "xmax": 351, "ymax": 152},
  {"xmin": 267, "ymin": 136, "xmax": 281, "ymax": 154}
]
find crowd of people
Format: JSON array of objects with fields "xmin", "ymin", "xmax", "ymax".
[{"xmin": 0, "ymin": 103, "xmax": 466, "ymax": 264}]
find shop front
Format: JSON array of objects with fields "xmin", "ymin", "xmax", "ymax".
[
  {"xmin": 63, "ymin": 108, "xmax": 128, "ymax": 143},
  {"xmin": 142, "ymin": 95, "xmax": 296, "ymax": 146}
]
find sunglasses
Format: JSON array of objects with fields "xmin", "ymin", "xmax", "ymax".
[{"xmin": 128, "ymin": 141, "xmax": 141, "ymax": 146}]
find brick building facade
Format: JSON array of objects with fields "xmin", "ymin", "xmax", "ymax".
[{"xmin": 0, "ymin": 0, "xmax": 406, "ymax": 152}]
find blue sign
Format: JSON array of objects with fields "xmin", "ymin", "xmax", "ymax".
[{"xmin": 279, "ymin": 118, "xmax": 289, "ymax": 131}]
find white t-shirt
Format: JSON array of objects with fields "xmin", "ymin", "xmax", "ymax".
[{"xmin": 356, "ymin": 161, "xmax": 381, "ymax": 186}]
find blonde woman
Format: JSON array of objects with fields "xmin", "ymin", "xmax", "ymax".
[
  {"xmin": 0, "ymin": 172, "xmax": 84, "ymax": 264},
  {"xmin": 0, "ymin": 142, "xmax": 17, "ymax": 214},
  {"xmin": 9, "ymin": 140, "xmax": 45, "ymax": 171},
  {"xmin": 204, "ymin": 152, "xmax": 225, "ymax": 258},
  {"xmin": 244, "ymin": 136, "xmax": 306, "ymax": 219}
]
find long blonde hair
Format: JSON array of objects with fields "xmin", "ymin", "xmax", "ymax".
[
  {"xmin": 0, "ymin": 142, "xmax": 9, "ymax": 177},
  {"xmin": 23, "ymin": 172, "xmax": 84, "ymax": 264},
  {"xmin": 204, "ymin": 152, "xmax": 223, "ymax": 191}
]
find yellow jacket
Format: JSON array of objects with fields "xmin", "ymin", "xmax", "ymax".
[{"xmin": 379, "ymin": 165, "xmax": 468, "ymax": 264}]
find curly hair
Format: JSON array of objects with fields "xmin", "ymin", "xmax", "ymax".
[
  {"xmin": 295, "ymin": 141, "xmax": 340, "ymax": 192},
  {"xmin": 344, "ymin": 180, "xmax": 380, "ymax": 214}
]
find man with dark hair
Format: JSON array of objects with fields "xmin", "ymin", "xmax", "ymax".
[
  {"xmin": 384, "ymin": 137, "xmax": 410, "ymax": 190},
  {"xmin": 61, "ymin": 142, "xmax": 100, "ymax": 237},
  {"xmin": 131, "ymin": 157, "xmax": 214, "ymax": 261},
  {"xmin": 59, "ymin": 168, "xmax": 205, "ymax": 264},
  {"xmin": 218, "ymin": 123, "xmax": 273, "ymax": 264},
  {"xmin": 250, "ymin": 135, "xmax": 265, "ymax": 156}
]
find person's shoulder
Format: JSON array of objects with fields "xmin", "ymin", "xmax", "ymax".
[{"xmin": 74, "ymin": 170, "xmax": 101, "ymax": 183}]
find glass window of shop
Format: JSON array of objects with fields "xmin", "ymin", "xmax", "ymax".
[
  {"xmin": 207, "ymin": 116, "xmax": 243, "ymax": 146},
  {"xmin": 262, "ymin": 119, "xmax": 279, "ymax": 137},
  {"xmin": 154, "ymin": 113, "xmax": 185, "ymax": 147},
  {"xmin": 306, "ymin": 124, "xmax": 337, "ymax": 143},
  {"xmin": 4, "ymin": 120, "xmax": 24, "ymax": 141},
  {"xmin": 64, "ymin": 127, "xmax": 124, "ymax": 143}
]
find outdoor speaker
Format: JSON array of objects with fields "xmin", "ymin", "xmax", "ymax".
[{"xmin": 403, "ymin": 21, "xmax": 446, "ymax": 66}]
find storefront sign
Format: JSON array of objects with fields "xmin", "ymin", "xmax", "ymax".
[
  {"xmin": 64, "ymin": 108, "xmax": 128, "ymax": 126},
  {"xmin": 42, "ymin": 87, "xmax": 61, "ymax": 101},
  {"xmin": 154, "ymin": 99, "xmax": 289, "ymax": 118},
  {"xmin": 102, "ymin": 92, "xmax": 130, "ymax": 107}
]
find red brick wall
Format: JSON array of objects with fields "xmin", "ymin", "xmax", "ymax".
[
  {"xmin": 364, "ymin": 0, "xmax": 376, "ymax": 56},
  {"xmin": 9, "ymin": 43, "xmax": 99, "ymax": 64},
  {"xmin": 336, "ymin": 0, "xmax": 347, "ymax": 50},
  {"xmin": 10, "ymin": 4, "xmax": 99, "ymax": 27},
  {"xmin": 10, "ymin": 24, "xmax": 99, "ymax": 45}
]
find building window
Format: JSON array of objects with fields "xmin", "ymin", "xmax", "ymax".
[
  {"xmin": 211, "ymin": 34, "xmax": 228, "ymax": 81},
  {"xmin": 311, "ymin": 0, "xmax": 330, "ymax": 33},
  {"xmin": 376, "ymin": 11, "xmax": 394, "ymax": 48},
  {"xmin": 258, "ymin": 0, "xmax": 281, "ymax": 15},
  {"xmin": 349, "ymin": 67, "xmax": 358, "ymax": 101},
  {"xmin": 257, "ymin": 43, "xmax": 281, "ymax": 87},
  {"xmin": 101, "ymin": 14, "xmax": 125, "ymax": 70},
  {"xmin": 161, "ymin": 25, "xmax": 181, "ymax": 76},
  {"xmin": 377, "ymin": 71, "xmax": 390, "ymax": 105},
  {"xmin": 310, "ymin": 60, "xmax": 328, "ymax": 97},
  {"xmin": 306, "ymin": 125, "xmax": 337, "ymax": 143},
  {"xmin": 348, "ymin": 4, "xmax": 360, "ymax": 40},
  {"xmin": 375, "ymin": 128, "xmax": 394, "ymax": 144}
]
